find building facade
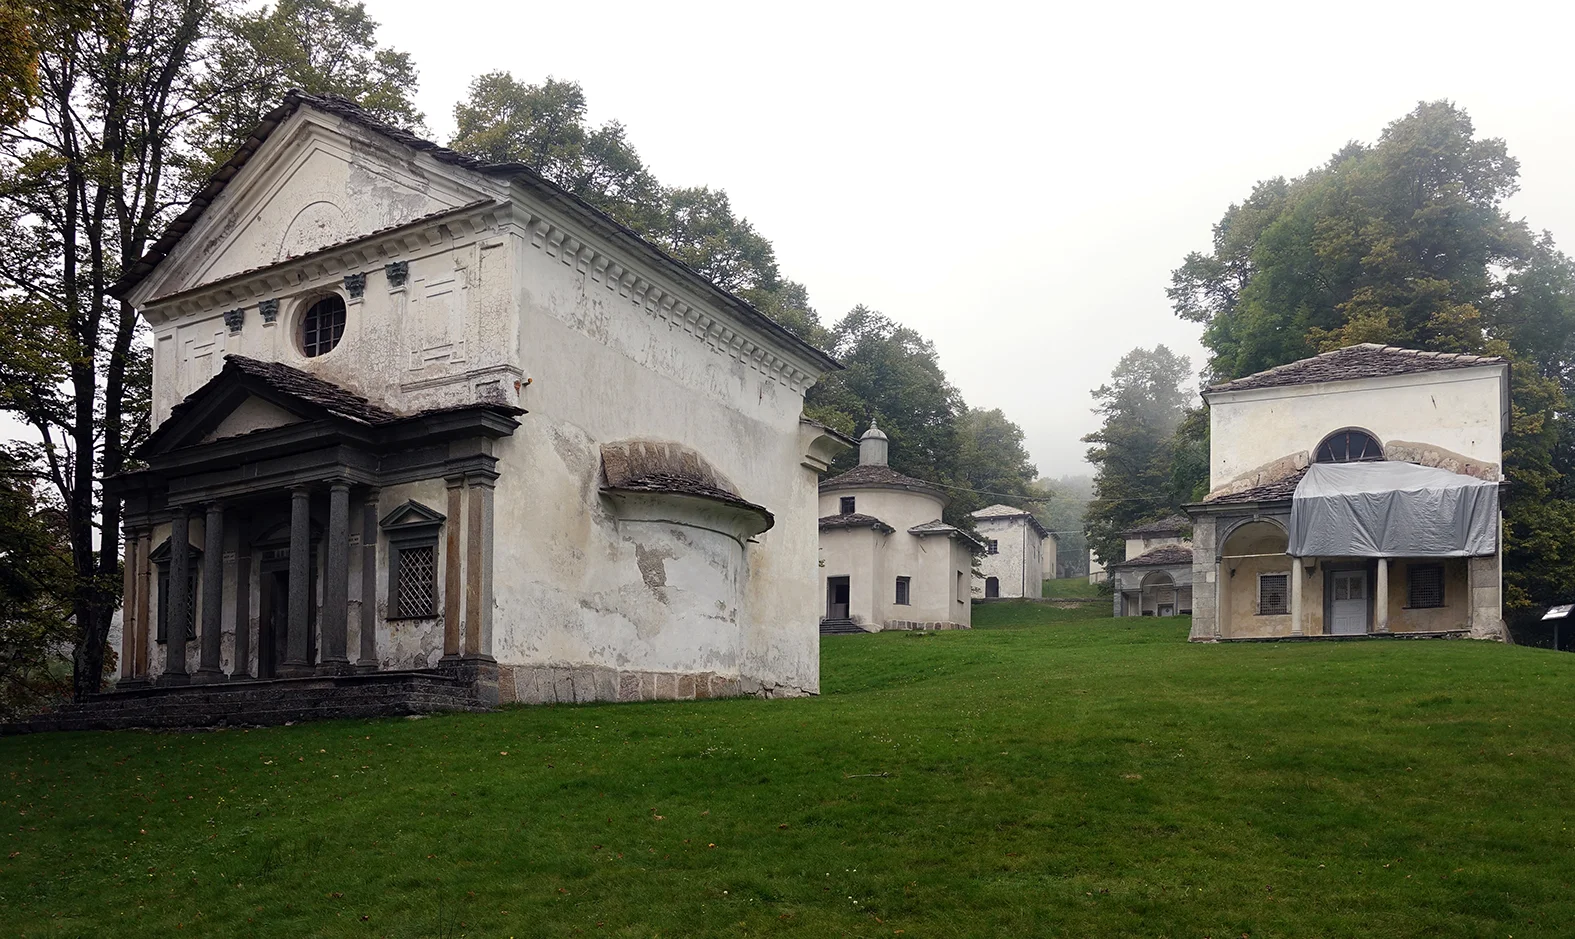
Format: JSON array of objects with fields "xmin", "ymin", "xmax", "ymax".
[
  {"xmin": 971, "ymin": 504, "xmax": 1050, "ymax": 599},
  {"xmin": 817, "ymin": 425, "xmax": 982, "ymax": 631},
  {"xmin": 106, "ymin": 92, "xmax": 846, "ymax": 711},
  {"xmin": 1185, "ymin": 345, "xmax": 1508, "ymax": 641},
  {"xmin": 1107, "ymin": 516, "xmax": 1193, "ymax": 617}
]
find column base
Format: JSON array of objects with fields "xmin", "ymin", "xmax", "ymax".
[
  {"xmin": 277, "ymin": 662, "xmax": 315, "ymax": 679},
  {"xmin": 157, "ymin": 672, "xmax": 191, "ymax": 687},
  {"xmin": 354, "ymin": 659, "xmax": 379, "ymax": 673},
  {"xmin": 193, "ymin": 668, "xmax": 228, "ymax": 684},
  {"xmin": 229, "ymin": 670, "xmax": 254, "ymax": 682},
  {"xmin": 116, "ymin": 677, "xmax": 153, "ymax": 691},
  {"xmin": 316, "ymin": 659, "xmax": 354, "ymax": 676}
]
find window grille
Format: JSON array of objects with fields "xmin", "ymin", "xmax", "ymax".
[
  {"xmin": 1259, "ymin": 573, "xmax": 1289, "ymax": 615},
  {"xmin": 895, "ymin": 576, "xmax": 911, "ymax": 605},
  {"xmin": 1408, "ymin": 564, "xmax": 1445, "ymax": 608},
  {"xmin": 156, "ymin": 566, "xmax": 199, "ymax": 642},
  {"xmin": 840, "ymin": 496, "xmax": 856, "ymax": 515},
  {"xmin": 394, "ymin": 544, "xmax": 436, "ymax": 618},
  {"xmin": 301, "ymin": 295, "xmax": 347, "ymax": 357},
  {"xmin": 1315, "ymin": 429, "xmax": 1383, "ymax": 463},
  {"xmin": 987, "ymin": 539, "xmax": 999, "ymax": 555}
]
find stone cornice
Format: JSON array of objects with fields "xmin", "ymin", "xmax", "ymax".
[
  {"xmin": 138, "ymin": 200, "xmax": 507, "ymax": 325},
  {"xmin": 506, "ymin": 199, "xmax": 826, "ymax": 395}
]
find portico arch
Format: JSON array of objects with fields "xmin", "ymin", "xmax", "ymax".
[{"xmin": 1220, "ymin": 519, "xmax": 1293, "ymax": 638}]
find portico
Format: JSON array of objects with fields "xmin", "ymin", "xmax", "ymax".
[{"xmin": 112, "ymin": 355, "xmax": 520, "ymax": 695}]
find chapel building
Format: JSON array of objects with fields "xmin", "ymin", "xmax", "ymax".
[
  {"xmin": 817, "ymin": 424, "xmax": 982, "ymax": 631},
  {"xmin": 1107, "ymin": 516, "xmax": 1193, "ymax": 617},
  {"xmin": 970, "ymin": 504, "xmax": 1052, "ymax": 599},
  {"xmin": 103, "ymin": 92, "xmax": 848, "ymax": 716},
  {"xmin": 1186, "ymin": 344, "xmax": 1507, "ymax": 641}
]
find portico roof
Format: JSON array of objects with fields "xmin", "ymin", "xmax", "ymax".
[{"xmin": 1110, "ymin": 544, "xmax": 1194, "ymax": 568}]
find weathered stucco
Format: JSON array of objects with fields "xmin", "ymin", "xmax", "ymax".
[
  {"xmin": 972, "ymin": 513, "xmax": 1043, "ymax": 598},
  {"xmin": 125, "ymin": 100, "xmax": 834, "ymax": 700},
  {"xmin": 816, "ymin": 486, "xmax": 972, "ymax": 629}
]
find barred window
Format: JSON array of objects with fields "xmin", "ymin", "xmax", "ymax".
[
  {"xmin": 1408, "ymin": 564, "xmax": 1445, "ymax": 608},
  {"xmin": 301, "ymin": 295, "xmax": 346, "ymax": 357},
  {"xmin": 395, "ymin": 544, "xmax": 437, "ymax": 618},
  {"xmin": 840, "ymin": 496, "xmax": 856, "ymax": 515},
  {"xmin": 895, "ymin": 576, "xmax": 911, "ymax": 605},
  {"xmin": 987, "ymin": 539, "xmax": 999, "ymax": 555},
  {"xmin": 1259, "ymin": 573, "xmax": 1289, "ymax": 615},
  {"xmin": 156, "ymin": 565, "xmax": 198, "ymax": 642}
]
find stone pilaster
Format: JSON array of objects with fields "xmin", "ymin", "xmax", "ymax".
[
  {"xmin": 232, "ymin": 514, "xmax": 252, "ymax": 679},
  {"xmin": 1188, "ymin": 514, "xmax": 1219, "ymax": 641},
  {"xmin": 163, "ymin": 508, "xmax": 191, "ymax": 684},
  {"xmin": 319, "ymin": 480, "xmax": 352, "ymax": 673},
  {"xmin": 357, "ymin": 488, "xmax": 380, "ymax": 671},
  {"xmin": 283, "ymin": 486, "xmax": 313, "ymax": 676},
  {"xmin": 464, "ymin": 475, "xmax": 495, "ymax": 661},
  {"xmin": 133, "ymin": 530, "xmax": 151, "ymax": 679},
  {"xmin": 442, "ymin": 476, "xmax": 464, "ymax": 661},
  {"xmin": 196, "ymin": 502, "xmax": 226, "ymax": 682},
  {"xmin": 120, "ymin": 530, "xmax": 138, "ymax": 680}
]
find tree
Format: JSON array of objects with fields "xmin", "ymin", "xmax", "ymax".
[
  {"xmin": 447, "ymin": 73, "xmax": 826, "ymax": 343},
  {"xmin": 0, "ymin": 0, "xmax": 120, "ymax": 127},
  {"xmin": 0, "ymin": 445, "xmax": 73, "ymax": 719},
  {"xmin": 1034, "ymin": 474, "xmax": 1093, "ymax": 578},
  {"xmin": 451, "ymin": 72, "xmax": 660, "ymax": 232},
  {"xmin": 189, "ymin": 0, "xmax": 421, "ymax": 176},
  {"xmin": 0, "ymin": 0, "xmax": 211, "ymax": 699},
  {"xmin": 1170, "ymin": 100, "xmax": 1575, "ymax": 618},
  {"xmin": 951, "ymin": 407, "xmax": 1038, "ymax": 518},
  {"xmin": 807, "ymin": 305, "xmax": 966, "ymax": 486},
  {"xmin": 1082, "ymin": 346, "xmax": 1195, "ymax": 566}
]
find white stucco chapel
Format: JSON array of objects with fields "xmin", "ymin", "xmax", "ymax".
[{"xmin": 105, "ymin": 92, "xmax": 850, "ymax": 712}]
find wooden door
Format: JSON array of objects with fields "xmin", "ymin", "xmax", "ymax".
[{"xmin": 1329, "ymin": 570, "xmax": 1369, "ymax": 635}]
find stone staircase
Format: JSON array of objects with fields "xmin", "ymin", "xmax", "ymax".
[
  {"xmin": 2, "ymin": 669, "xmax": 490, "ymax": 735},
  {"xmin": 819, "ymin": 618, "xmax": 866, "ymax": 636}
]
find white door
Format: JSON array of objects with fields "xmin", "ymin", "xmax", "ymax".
[{"xmin": 1329, "ymin": 570, "xmax": 1368, "ymax": 635}]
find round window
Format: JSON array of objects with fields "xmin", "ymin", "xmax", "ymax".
[{"xmin": 300, "ymin": 295, "xmax": 346, "ymax": 357}]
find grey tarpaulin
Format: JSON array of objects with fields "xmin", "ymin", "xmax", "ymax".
[{"xmin": 1287, "ymin": 462, "xmax": 1499, "ymax": 558}]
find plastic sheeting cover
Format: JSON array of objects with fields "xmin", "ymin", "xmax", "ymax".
[{"xmin": 1287, "ymin": 462, "xmax": 1498, "ymax": 558}]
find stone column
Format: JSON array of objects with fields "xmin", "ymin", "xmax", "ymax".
[
  {"xmin": 358, "ymin": 489, "xmax": 380, "ymax": 671},
  {"xmin": 232, "ymin": 514, "xmax": 252, "ymax": 679},
  {"xmin": 464, "ymin": 476, "xmax": 495, "ymax": 660},
  {"xmin": 283, "ymin": 486, "xmax": 313, "ymax": 676},
  {"xmin": 196, "ymin": 502, "xmax": 226, "ymax": 681},
  {"xmin": 1289, "ymin": 559, "xmax": 1305, "ymax": 637},
  {"xmin": 164, "ymin": 507, "xmax": 191, "ymax": 684},
  {"xmin": 319, "ymin": 480, "xmax": 352, "ymax": 673},
  {"xmin": 120, "ymin": 530, "xmax": 138, "ymax": 680},
  {"xmin": 442, "ymin": 476, "xmax": 465, "ymax": 662},
  {"xmin": 1374, "ymin": 558, "xmax": 1390, "ymax": 634},
  {"xmin": 134, "ymin": 530, "xmax": 152, "ymax": 679}
]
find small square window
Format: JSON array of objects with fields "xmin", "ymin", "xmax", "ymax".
[
  {"xmin": 1408, "ymin": 564, "xmax": 1445, "ymax": 608},
  {"xmin": 895, "ymin": 576, "xmax": 911, "ymax": 605},
  {"xmin": 1258, "ymin": 573, "xmax": 1289, "ymax": 615},
  {"xmin": 987, "ymin": 539, "xmax": 999, "ymax": 555},
  {"xmin": 840, "ymin": 496, "xmax": 856, "ymax": 515}
]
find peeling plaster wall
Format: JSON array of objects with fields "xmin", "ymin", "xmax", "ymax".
[
  {"xmin": 1207, "ymin": 369, "xmax": 1506, "ymax": 489},
  {"xmin": 972, "ymin": 515, "xmax": 1041, "ymax": 598},
  {"xmin": 134, "ymin": 105, "xmax": 827, "ymax": 699}
]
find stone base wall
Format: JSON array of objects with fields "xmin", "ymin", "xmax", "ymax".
[
  {"xmin": 495, "ymin": 664, "xmax": 813, "ymax": 705},
  {"xmin": 881, "ymin": 620, "xmax": 969, "ymax": 631}
]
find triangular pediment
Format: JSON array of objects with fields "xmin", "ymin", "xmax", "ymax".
[
  {"xmin": 132, "ymin": 104, "xmax": 495, "ymax": 303},
  {"xmin": 199, "ymin": 395, "xmax": 304, "ymax": 444},
  {"xmin": 380, "ymin": 500, "xmax": 446, "ymax": 531}
]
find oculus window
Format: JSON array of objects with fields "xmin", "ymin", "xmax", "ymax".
[{"xmin": 301, "ymin": 295, "xmax": 347, "ymax": 357}]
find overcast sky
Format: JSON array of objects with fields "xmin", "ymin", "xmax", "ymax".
[
  {"xmin": 29, "ymin": 2, "xmax": 1575, "ymax": 478},
  {"xmin": 377, "ymin": 0, "xmax": 1575, "ymax": 478}
]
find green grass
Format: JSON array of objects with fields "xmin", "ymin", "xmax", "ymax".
[
  {"xmin": 4, "ymin": 603, "xmax": 1574, "ymax": 937},
  {"xmin": 1043, "ymin": 576, "xmax": 1104, "ymax": 599}
]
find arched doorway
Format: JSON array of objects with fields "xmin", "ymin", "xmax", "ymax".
[
  {"xmin": 984, "ymin": 576, "xmax": 1000, "ymax": 598},
  {"xmin": 1220, "ymin": 519, "xmax": 1292, "ymax": 638},
  {"xmin": 1141, "ymin": 570, "xmax": 1176, "ymax": 616}
]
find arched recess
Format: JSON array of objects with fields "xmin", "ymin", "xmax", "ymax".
[
  {"xmin": 984, "ymin": 576, "xmax": 1000, "ymax": 598},
  {"xmin": 1220, "ymin": 519, "xmax": 1293, "ymax": 637},
  {"xmin": 1140, "ymin": 569, "xmax": 1177, "ymax": 616},
  {"xmin": 1315, "ymin": 427, "xmax": 1384, "ymax": 464}
]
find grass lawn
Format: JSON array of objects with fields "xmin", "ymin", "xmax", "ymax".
[
  {"xmin": 1042, "ymin": 577, "xmax": 1105, "ymax": 599},
  {"xmin": 4, "ymin": 604, "xmax": 1575, "ymax": 937}
]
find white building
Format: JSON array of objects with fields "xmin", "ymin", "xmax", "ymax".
[
  {"xmin": 104, "ymin": 91, "xmax": 847, "ymax": 711},
  {"xmin": 1106, "ymin": 516, "xmax": 1193, "ymax": 617},
  {"xmin": 1186, "ymin": 344, "xmax": 1507, "ymax": 641},
  {"xmin": 818, "ymin": 425, "xmax": 983, "ymax": 631},
  {"xmin": 971, "ymin": 504, "xmax": 1051, "ymax": 598}
]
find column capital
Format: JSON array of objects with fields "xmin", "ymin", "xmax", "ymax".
[{"xmin": 445, "ymin": 474, "xmax": 467, "ymax": 490}]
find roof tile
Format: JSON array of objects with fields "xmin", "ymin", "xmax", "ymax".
[{"xmin": 1208, "ymin": 344, "xmax": 1506, "ymax": 394}]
